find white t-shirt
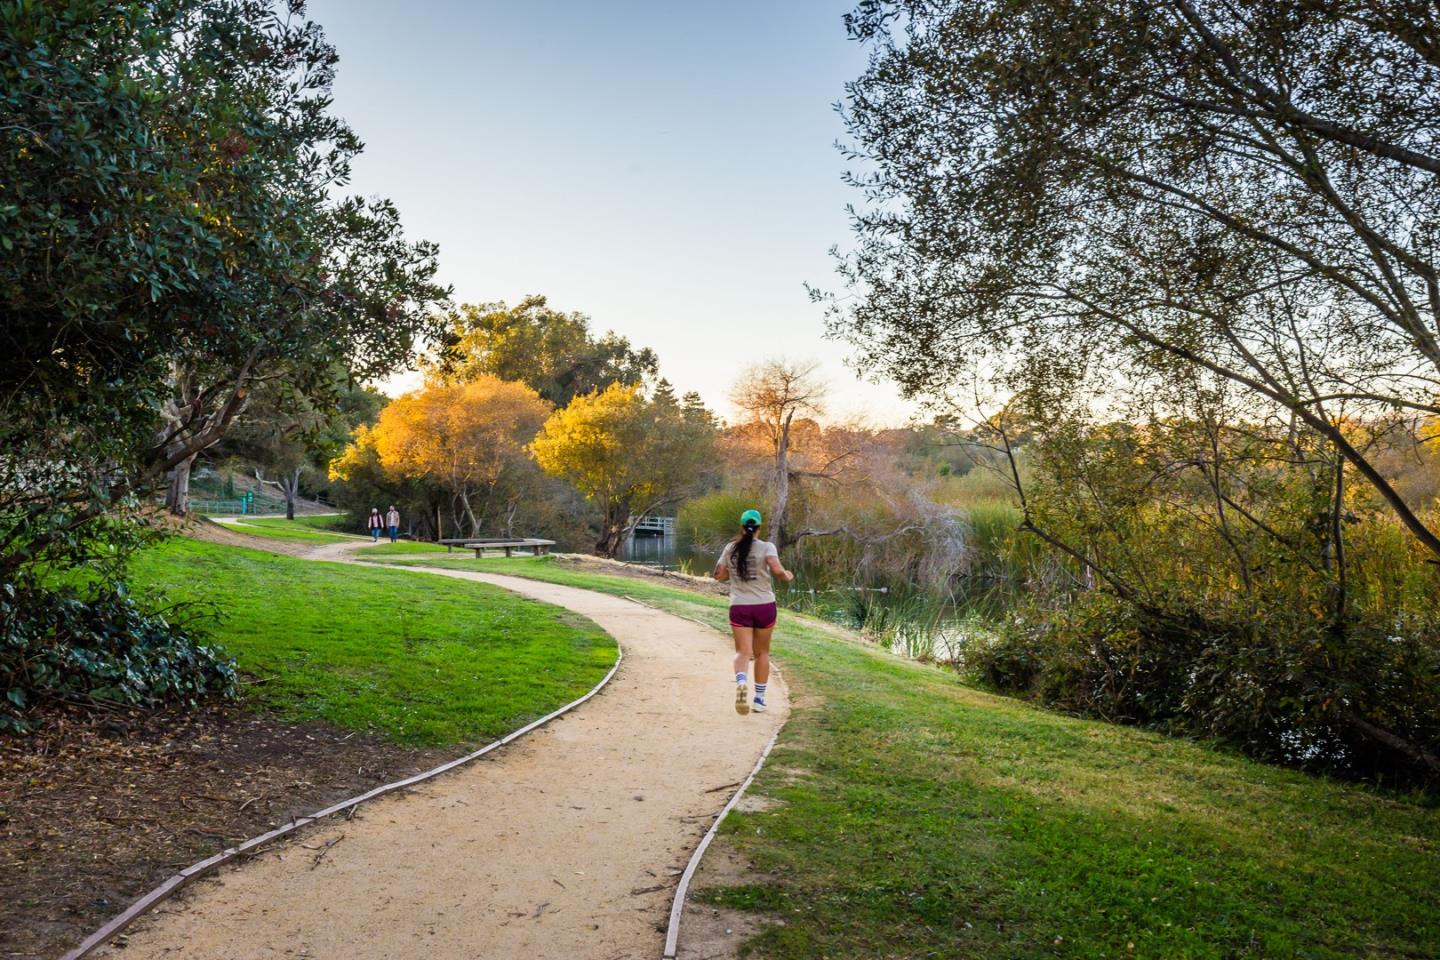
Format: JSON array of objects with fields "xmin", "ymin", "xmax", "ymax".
[{"xmin": 717, "ymin": 538, "xmax": 779, "ymax": 605}]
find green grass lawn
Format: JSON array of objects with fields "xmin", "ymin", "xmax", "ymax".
[
  {"xmin": 214, "ymin": 516, "xmax": 359, "ymax": 544},
  {"xmin": 128, "ymin": 540, "xmax": 616, "ymax": 745},
  {"xmin": 355, "ymin": 540, "xmax": 450, "ymax": 555},
  {"xmin": 371, "ymin": 555, "xmax": 1440, "ymax": 959},
  {"xmin": 286, "ymin": 513, "xmax": 352, "ymax": 533}
]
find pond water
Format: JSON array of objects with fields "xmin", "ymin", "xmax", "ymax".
[
  {"xmin": 621, "ymin": 538, "xmax": 1020, "ymax": 667},
  {"xmin": 621, "ymin": 533, "xmax": 709, "ymax": 572},
  {"xmin": 780, "ymin": 575, "xmax": 1022, "ymax": 666}
]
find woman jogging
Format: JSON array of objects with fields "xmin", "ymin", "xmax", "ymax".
[
  {"xmin": 368, "ymin": 507, "xmax": 383, "ymax": 542},
  {"xmin": 713, "ymin": 508, "xmax": 793, "ymax": 715}
]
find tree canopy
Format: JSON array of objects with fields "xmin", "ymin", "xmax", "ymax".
[
  {"xmin": 730, "ymin": 360, "xmax": 829, "ymax": 548},
  {"xmin": 827, "ymin": 0, "xmax": 1440, "ymax": 776},
  {"xmin": 366, "ymin": 377, "xmax": 553, "ymax": 538},
  {"xmin": 432, "ymin": 295, "xmax": 659, "ymax": 406},
  {"xmin": 829, "ymin": 0, "xmax": 1440, "ymax": 557},
  {"xmin": 530, "ymin": 382, "xmax": 714, "ymax": 556},
  {"xmin": 0, "ymin": 0, "xmax": 447, "ymax": 575}
]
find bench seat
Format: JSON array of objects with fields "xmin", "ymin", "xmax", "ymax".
[{"xmin": 436, "ymin": 538, "xmax": 557, "ymax": 558}]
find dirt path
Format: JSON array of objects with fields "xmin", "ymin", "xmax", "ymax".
[{"xmin": 94, "ymin": 563, "xmax": 788, "ymax": 960}]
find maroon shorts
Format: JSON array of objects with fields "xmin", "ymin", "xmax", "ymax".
[{"xmin": 729, "ymin": 602, "xmax": 777, "ymax": 629}]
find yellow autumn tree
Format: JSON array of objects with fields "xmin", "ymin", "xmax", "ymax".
[
  {"xmin": 530, "ymin": 381, "xmax": 714, "ymax": 557},
  {"xmin": 328, "ymin": 423, "xmax": 377, "ymax": 484},
  {"xmin": 355, "ymin": 376, "xmax": 551, "ymax": 537}
]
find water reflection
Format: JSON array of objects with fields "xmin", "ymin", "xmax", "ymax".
[{"xmin": 621, "ymin": 530, "xmax": 708, "ymax": 571}]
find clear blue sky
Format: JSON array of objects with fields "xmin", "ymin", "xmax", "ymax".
[{"xmin": 305, "ymin": 0, "xmax": 917, "ymax": 423}]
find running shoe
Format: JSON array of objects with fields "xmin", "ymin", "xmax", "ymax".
[
  {"xmin": 735, "ymin": 681, "xmax": 751, "ymax": 715},
  {"xmin": 752, "ymin": 699, "xmax": 768, "ymax": 713}
]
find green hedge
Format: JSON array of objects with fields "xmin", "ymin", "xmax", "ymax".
[{"xmin": 1, "ymin": 580, "xmax": 236, "ymax": 731}]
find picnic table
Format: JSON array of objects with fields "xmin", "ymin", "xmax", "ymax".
[{"xmin": 437, "ymin": 537, "xmax": 556, "ymax": 558}]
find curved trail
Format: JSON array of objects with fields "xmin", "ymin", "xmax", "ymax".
[{"xmin": 96, "ymin": 560, "xmax": 787, "ymax": 960}]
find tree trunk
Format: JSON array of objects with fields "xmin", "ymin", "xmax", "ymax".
[
  {"xmin": 473, "ymin": 481, "xmax": 498, "ymax": 539},
  {"xmin": 596, "ymin": 500, "xmax": 630, "ymax": 558},
  {"xmin": 461, "ymin": 489, "xmax": 482, "ymax": 539},
  {"xmin": 449, "ymin": 494, "xmax": 466, "ymax": 538},
  {"xmin": 154, "ymin": 356, "xmax": 261, "ymax": 517},
  {"xmin": 1344, "ymin": 710, "xmax": 1440, "ymax": 775},
  {"xmin": 164, "ymin": 453, "xmax": 196, "ymax": 515},
  {"xmin": 283, "ymin": 466, "xmax": 301, "ymax": 521},
  {"xmin": 597, "ymin": 524, "xmax": 625, "ymax": 558},
  {"xmin": 770, "ymin": 411, "xmax": 794, "ymax": 549},
  {"xmin": 1330, "ymin": 451, "xmax": 1348, "ymax": 626}
]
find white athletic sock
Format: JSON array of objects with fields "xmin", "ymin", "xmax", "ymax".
[
  {"xmin": 754, "ymin": 682, "xmax": 767, "ymax": 703},
  {"xmin": 735, "ymin": 672, "xmax": 747, "ymax": 685}
]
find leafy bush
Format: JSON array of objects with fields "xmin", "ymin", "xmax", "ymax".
[
  {"xmin": 1, "ymin": 581, "xmax": 236, "ymax": 732},
  {"xmin": 961, "ymin": 499, "xmax": 1043, "ymax": 582},
  {"xmin": 678, "ymin": 490, "xmax": 757, "ymax": 551},
  {"xmin": 965, "ymin": 592, "xmax": 1440, "ymax": 784}
]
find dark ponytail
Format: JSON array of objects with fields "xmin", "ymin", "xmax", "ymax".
[{"xmin": 732, "ymin": 523, "xmax": 758, "ymax": 580}]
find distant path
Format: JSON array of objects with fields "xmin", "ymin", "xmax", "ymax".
[
  {"xmin": 97, "ymin": 554, "xmax": 787, "ymax": 960},
  {"xmin": 301, "ymin": 538, "xmax": 372, "ymax": 561}
]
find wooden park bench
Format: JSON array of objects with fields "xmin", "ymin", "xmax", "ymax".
[{"xmin": 437, "ymin": 537, "xmax": 556, "ymax": 558}]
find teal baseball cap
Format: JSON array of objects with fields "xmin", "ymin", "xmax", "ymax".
[{"xmin": 740, "ymin": 509, "xmax": 762, "ymax": 528}]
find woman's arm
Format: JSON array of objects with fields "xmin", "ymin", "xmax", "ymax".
[
  {"xmin": 766, "ymin": 554, "xmax": 795, "ymax": 582},
  {"xmin": 713, "ymin": 545, "xmax": 731, "ymax": 581}
]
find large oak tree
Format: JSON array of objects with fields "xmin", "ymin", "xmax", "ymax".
[
  {"xmin": 0, "ymin": 0, "xmax": 447, "ymax": 577},
  {"xmin": 432, "ymin": 296, "xmax": 658, "ymax": 407},
  {"xmin": 530, "ymin": 382, "xmax": 714, "ymax": 557},
  {"xmin": 827, "ymin": 0, "xmax": 1440, "ymax": 773},
  {"xmin": 829, "ymin": 0, "xmax": 1440, "ymax": 557},
  {"xmin": 368, "ymin": 377, "xmax": 553, "ymax": 539}
]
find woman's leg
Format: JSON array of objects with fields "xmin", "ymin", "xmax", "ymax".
[
  {"xmin": 731, "ymin": 624, "xmax": 754, "ymax": 677},
  {"xmin": 752, "ymin": 625, "xmax": 774, "ymax": 685},
  {"xmin": 731, "ymin": 623, "xmax": 755, "ymax": 714}
]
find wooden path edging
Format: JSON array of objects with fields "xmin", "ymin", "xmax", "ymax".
[
  {"xmin": 662, "ymin": 729, "xmax": 781, "ymax": 959},
  {"xmin": 58, "ymin": 644, "xmax": 625, "ymax": 960}
]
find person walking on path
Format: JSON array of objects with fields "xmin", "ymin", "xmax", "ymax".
[
  {"xmin": 386, "ymin": 505, "xmax": 400, "ymax": 543},
  {"xmin": 713, "ymin": 508, "xmax": 793, "ymax": 715},
  {"xmin": 368, "ymin": 507, "xmax": 383, "ymax": 542}
]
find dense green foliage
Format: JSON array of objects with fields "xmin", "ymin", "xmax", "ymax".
[
  {"xmin": 0, "ymin": 0, "xmax": 445, "ymax": 579},
  {"xmin": 823, "ymin": 0, "xmax": 1440, "ymax": 782},
  {"xmin": 679, "ymin": 490, "xmax": 755, "ymax": 550},
  {"xmin": 971, "ymin": 588, "xmax": 1440, "ymax": 781},
  {"xmin": 431, "ymin": 295, "xmax": 659, "ymax": 407},
  {"xmin": 128, "ymin": 539, "xmax": 616, "ymax": 744},
  {"xmin": 374, "ymin": 557, "xmax": 1439, "ymax": 958},
  {"xmin": 1, "ymin": 580, "xmax": 235, "ymax": 732},
  {"xmin": 960, "ymin": 421, "xmax": 1440, "ymax": 782},
  {"xmin": 531, "ymin": 381, "xmax": 717, "ymax": 556}
]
